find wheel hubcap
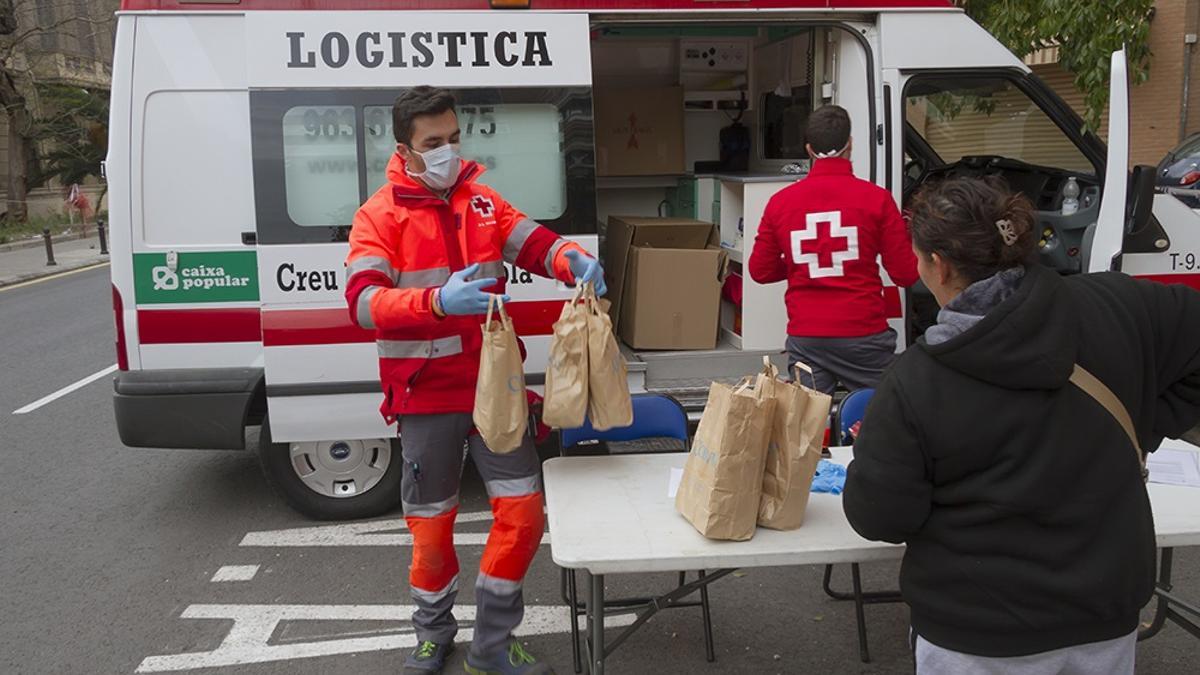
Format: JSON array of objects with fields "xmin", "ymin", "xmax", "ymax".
[{"xmin": 289, "ymin": 439, "xmax": 391, "ymax": 499}]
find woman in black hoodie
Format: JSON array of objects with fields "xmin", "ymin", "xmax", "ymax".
[{"xmin": 843, "ymin": 177, "xmax": 1200, "ymax": 674}]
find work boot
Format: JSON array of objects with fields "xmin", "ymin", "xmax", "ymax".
[
  {"xmin": 404, "ymin": 640, "xmax": 455, "ymax": 674},
  {"xmin": 464, "ymin": 640, "xmax": 554, "ymax": 675}
]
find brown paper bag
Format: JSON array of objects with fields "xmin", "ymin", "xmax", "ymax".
[
  {"xmin": 675, "ymin": 376, "xmax": 776, "ymax": 541},
  {"xmin": 585, "ymin": 285, "xmax": 633, "ymax": 431},
  {"xmin": 757, "ymin": 360, "xmax": 832, "ymax": 530},
  {"xmin": 473, "ymin": 295, "xmax": 528, "ymax": 454},
  {"xmin": 542, "ymin": 285, "xmax": 590, "ymax": 429}
]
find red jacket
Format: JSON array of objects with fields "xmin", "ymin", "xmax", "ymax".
[
  {"xmin": 344, "ymin": 154, "xmax": 583, "ymax": 420},
  {"xmin": 748, "ymin": 158, "xmax": 918, "ymax": 338}
]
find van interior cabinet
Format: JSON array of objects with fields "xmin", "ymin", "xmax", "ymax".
[{"xmin": 713, "ymin": 175, "xmax": 798, "ymax": 350}]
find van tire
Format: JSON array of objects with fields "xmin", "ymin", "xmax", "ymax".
[{"xmin": 258, "ymin": 417, "xmax": 401, "ymax": 520}]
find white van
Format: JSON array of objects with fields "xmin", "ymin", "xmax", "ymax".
[{"xmin": 110, "ymin": 0, "xmax": 1200, "ymax": 519}]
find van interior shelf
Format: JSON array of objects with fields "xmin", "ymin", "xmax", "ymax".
[{"xmin": 596, "ymin": 174, "xmax": 691, "ymax": 190}]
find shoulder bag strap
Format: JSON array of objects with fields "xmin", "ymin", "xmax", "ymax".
[{"xmin": 1069, "ymin": 364, "xmax": 1148, "ymax": 481}]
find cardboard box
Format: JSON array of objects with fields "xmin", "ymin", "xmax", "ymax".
[
  {"xmin": 605, "ymin": 216, "xmax": 724, "ymax": 350},
  {"xmin": 593, "ymin": 86, "xmax": 686, "ymax": 176}
]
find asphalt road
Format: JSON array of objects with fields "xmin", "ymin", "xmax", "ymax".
[{"xmin": 1, "ymin": 265, "xmax": 1197, "ymax": 674}]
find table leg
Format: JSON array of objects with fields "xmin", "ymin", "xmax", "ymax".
[
  {"xmin": 590, "ymin": 573, "xmax": 606, "ymax": 675},
  {"xmin": 698, "ymin": 570, "xmax": 715, "ymax": 662},
  {"xmin": 1140, "ymin": 548, "xmax": 1173, "ymax": 641},
  {"xmin": 851, "ymin": 563, "xmax": 871, "ymax": 663},
  {"xmin": 569, "ymin": 569, "xmax": 583, "ymax": 674}
]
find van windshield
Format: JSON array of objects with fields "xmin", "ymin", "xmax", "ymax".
[{"xmin": 905, "ymin": 76, "xmax": 1095, "ymax": 176}]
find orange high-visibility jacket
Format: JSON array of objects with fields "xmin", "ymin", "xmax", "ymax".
[{"xmin": 345, "ymin": 154, "xmax": 584, "ymax": 421}]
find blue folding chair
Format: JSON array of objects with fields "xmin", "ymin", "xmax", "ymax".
[
  {"xmin": 836, "ymin": 388, "xmax": 875, "ymax": 446},
  {"xmin": 561, "ymin": 393, "xmax": 690, "ymax": 452},
  {"xmin": 823, "ymin": 387, "xmax": 901, "ymax": 663},
  {"xmin": 558, "ymin": 394, "xmax": 714, "ymax": 673}
]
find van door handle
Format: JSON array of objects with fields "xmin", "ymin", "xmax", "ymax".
[{"xmin": 241, "ymin": 232, "xmax": 257, "ymax": 245}]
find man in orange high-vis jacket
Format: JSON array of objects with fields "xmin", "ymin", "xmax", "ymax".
[{"xmin": 345, "ymin": 87, "xmax": 604, "ymax": 675}]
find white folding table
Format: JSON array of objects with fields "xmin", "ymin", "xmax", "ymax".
[{"xmin": 543, "ymin": 448, "xmax": 1200, "ymax": 675}]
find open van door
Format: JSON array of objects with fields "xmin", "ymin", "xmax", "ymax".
[{"xmin": 1088, "ymin": 49, "xmax": 1131, "ymax": 273}]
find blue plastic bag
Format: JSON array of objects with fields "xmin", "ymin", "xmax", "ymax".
[{"xmin": 810, "ymin": 459, "xmax": 847, "ymax": 495}]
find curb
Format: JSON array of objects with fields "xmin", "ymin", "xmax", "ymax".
[
  {"xmin": 0, "ymin": 258, "xmax": 110, "ymax": 289},
  {"xmin": 0, "ymin": 230, "xmax": 93, "ymax": 253}
]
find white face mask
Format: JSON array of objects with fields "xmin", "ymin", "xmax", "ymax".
[
  {"xmin": 408, "ymin": 143, "xmax": 462, "ymax": 191},
  {"xmin": 813, "ymin": 141, "xmax": 850, "ymax": 160}
]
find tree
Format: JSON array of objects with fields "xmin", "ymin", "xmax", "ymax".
[
  {"xmin": 31, "ymin": 84, "xmax": 109, "ymax": 208},
  {"xmin": 960, "ymin": 0, "xmax": 1155, "ymax": 130},
  {"xmin": 0, "ymin": 1, "xmax": 111, "ymax": 222}
]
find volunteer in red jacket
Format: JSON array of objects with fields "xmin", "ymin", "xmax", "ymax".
[
  {"xmin": 345, "ymin": 87, "xmax": 604, "ymax": 675},
  {"xmin": 748, "ymin": 105, "xmax": 918, "ymax": 393}
]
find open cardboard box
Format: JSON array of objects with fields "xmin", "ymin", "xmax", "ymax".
[{"xmin": 605, "ymin": 216, "xmax": 726, "ymax": 350}]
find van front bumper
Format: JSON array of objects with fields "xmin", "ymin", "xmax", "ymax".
[{"xmin": 113, "ymin": 367, "xmax": 263, "ymax": 450}]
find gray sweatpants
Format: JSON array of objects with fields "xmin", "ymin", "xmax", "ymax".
[
  {"xmin": 915, "ymin": 631, "xmax": 1136, "ymax": 675},
  {"xmin": 786, "ymin": 329, "xmax": 898, "ymax": 394},
  {"xmin": 399, "ymin": 413, "xmax": 543, "ymax": 659}
]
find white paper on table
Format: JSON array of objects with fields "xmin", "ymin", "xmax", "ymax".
[
  {"xmin": 667, "ymin": 467, "xmax": 684, "ymax": 498},
  {"xmin": 1147, "ymin": 444, "xmax": 1200, "ymax": 487}
]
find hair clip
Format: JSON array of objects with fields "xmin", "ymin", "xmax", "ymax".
[{"xmin": 995, "ymin": 219, "xmax": 1018, "ymax": 246}]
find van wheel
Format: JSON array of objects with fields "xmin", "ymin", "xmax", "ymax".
[{"xmin": 258, "ymin": 417, "xmax": 400, "ymax": 520}]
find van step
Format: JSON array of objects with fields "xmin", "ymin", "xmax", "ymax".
[{"xmin": 638, "ymin": 349, "xmax": 787, "ymax": 390}]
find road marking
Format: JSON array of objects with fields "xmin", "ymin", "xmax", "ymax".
[
  {"xmin": 211, "ymin": 565, "xmax": 261, "ymax": 582},
  {"xmin": 12, "ymin": 364, "xmax": 118, "ymax": 415},
  {"xmin": 0, "ymin": 261, "xmax": 110, "ymax": 293},
  {"xmin": 136, "ymin": 604, "xmax": 634, "ymax": 672},
  {"xmin": 239, "ymin": 510, "xmax": 552, "ymax": 547}
]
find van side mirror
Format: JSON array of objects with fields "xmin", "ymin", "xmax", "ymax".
[{"xmin": 1125, "ymin": 165, "xmax": 1156, "ymax": 235}]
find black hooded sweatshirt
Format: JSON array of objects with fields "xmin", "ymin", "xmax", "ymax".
[{"xmin": 843, "ymin": 265, "xmax": 1200, "ymax": 657}]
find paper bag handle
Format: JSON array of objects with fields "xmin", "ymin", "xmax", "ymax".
[
  {"xmin": 761, "ymin": 355, "xmax": 780, "ymax": 378},
  {"xmin": 733, "ymin": 376, "xmax": 755, "ymax": 394},
  {"xmin": 570, "ymin": 282, "xmax": 589, "ymax": 304},
  {"xmin": 485, "ymin": 293, "xmax": 509, "ymax": 329},
  {"xmin": 792, "ymin": 362, "xmax": 817, "ymax": 389}
]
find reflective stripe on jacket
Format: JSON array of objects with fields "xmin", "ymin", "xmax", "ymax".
[{"xmin": 345, "ymin": 153, "xmax": 584, "ymax": 420}]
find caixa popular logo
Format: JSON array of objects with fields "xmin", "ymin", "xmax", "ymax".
[
  {"xmin": 134, "ymin": 251, "xmax": 259, "ymax": 304},
  {"xmin": 285, "ymin": 30, "xmax": 554, "ymax": 70}
]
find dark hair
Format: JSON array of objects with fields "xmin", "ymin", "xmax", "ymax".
[
  {"xmin": 805, "ymin": 105, "xmax": 851, "ymax": 155},
  {"xmin": 392, "ymin": 86, "xmax": 457, "ymax": 145},
  {"xmin": 908, "ymin": 176, "xmax": 1037, "ymax": 283}
]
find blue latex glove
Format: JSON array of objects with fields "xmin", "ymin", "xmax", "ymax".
[
  {"xmin": 810, "ymin": 459, "xmax": 848, "ymax": 495},
  {"xmin": 564, "ymin": 249, "xmax": 607, "ymax": 296},
  {"xmin": 438, "ymin": 264, "xmax": 508, "ymax": 315}
]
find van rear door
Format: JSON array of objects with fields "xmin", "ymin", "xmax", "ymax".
[
  {"xmin": 1088, "ymin": 50, "xmax": 1131, "ymax": 273},
  {"xmin": 244, "ymin": 11, "xmax": 594, "ymax": 444}
]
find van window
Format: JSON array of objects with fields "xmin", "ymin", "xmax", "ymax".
[
  {"xmin": 251, "ymin": 88, "xmax": 594, "ymax": 245},
  {"xmin": 364, "ymin": 103, "xmax": 567, "ymax": 219},
  {"xmin": 142, "ymin": 91, "xmax": 254, "ymax": 246},
  {"xmin": 905, "ymin": 76, "xmax": 1094, "ymax": 175},
  {"xmin": 282, "ymin": 105, "xmax": 360, "ymax": 226}
]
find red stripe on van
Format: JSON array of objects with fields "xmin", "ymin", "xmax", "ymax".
[
  {"xmin": 262, "ymin": 308, "xmax": 373, "ymax": 347},
  {"xmin": 138, "ymin": 308, "xmax": 262, "ymax": 344},
  {"xmin": 136, "ymin": 304, "xmax": 562, "ymax": 347},
  {"xmin": 261, "ymin": 301, "xmax": 564, "ymax": 346},
  {"xmin": 1136, "ymin": 273, "xmax": 1200, "ymax": 292}
]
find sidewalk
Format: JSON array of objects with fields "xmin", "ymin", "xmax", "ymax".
[{"xmin": 0, "ymin": 236, "xmax": 110, "ymax": 288}]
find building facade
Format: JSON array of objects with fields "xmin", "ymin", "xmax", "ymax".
[{"xmin": 0, "ymin": 0, "xmax": 119, "ymax": 220}]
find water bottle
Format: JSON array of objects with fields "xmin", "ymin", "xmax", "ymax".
[{"xmin": 1062, "ymin": 177, "xmax": 1080, "ymax": 216}]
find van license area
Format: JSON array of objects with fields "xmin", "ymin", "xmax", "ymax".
[{"xmin": 1170, "ymin": 252, "xmax": 1199, "ymax": 271}]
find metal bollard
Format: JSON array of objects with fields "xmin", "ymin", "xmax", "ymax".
[
  {"xmin": 43, "ymin": 228, "xmax": 57, "ymax": 266},
  {"xmin": 97, "ymin": 218, "xmax": 108, "ymax": 255}
]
